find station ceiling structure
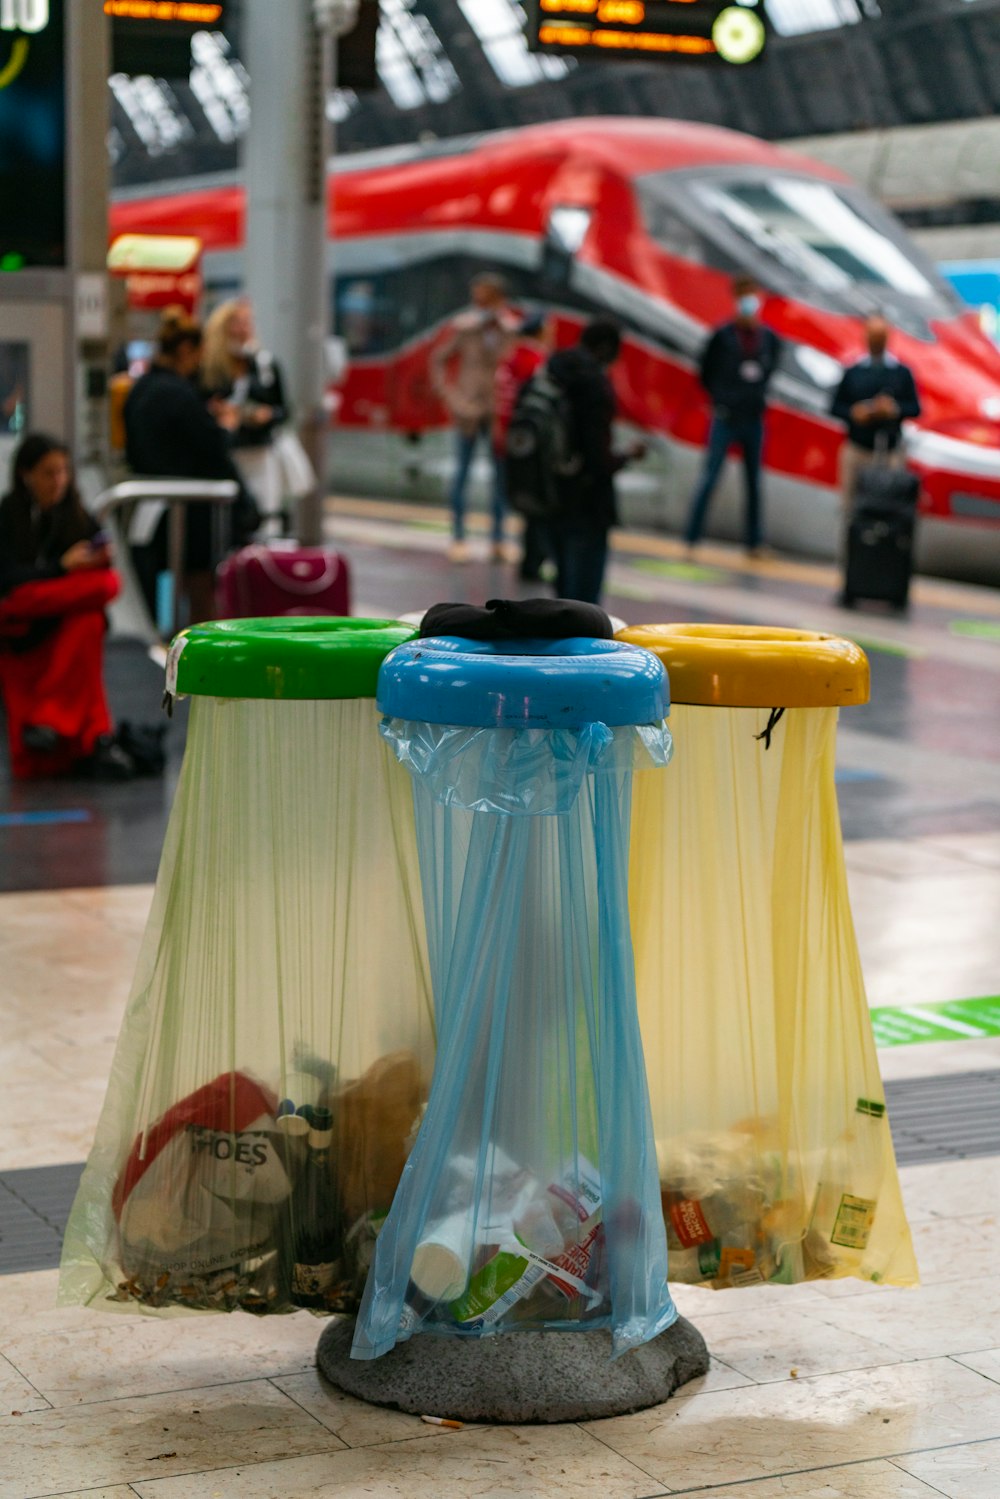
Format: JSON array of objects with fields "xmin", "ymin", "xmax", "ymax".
[{"xmin": 109, "ymin": 0, "xmax": 1000, "ymax": 188}]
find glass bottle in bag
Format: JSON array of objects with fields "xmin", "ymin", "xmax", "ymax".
[
  {"xmin": 809, "ymin": 1097, "xmax": 887, "ymax": 1272},
  {"xmin": 290, "ymin": 1106, "xmax": 344, "ymax": 1309}
]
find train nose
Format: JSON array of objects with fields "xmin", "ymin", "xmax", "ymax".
[{"xmin": 906, "ymin": 418, "xmax": 1000, "ymax": 524}]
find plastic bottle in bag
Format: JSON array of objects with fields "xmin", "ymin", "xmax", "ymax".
[
  {"xmin": 809, "ymin": 1098, "xmax": 887, "ymax": 1272},
  {"xmin": 411, "ymin": 1213, "xmax": 477, "ymax": 1302},
  {"xmin": 290, "ymin": 1107, "xmax": 344, "ymax": 1309}
]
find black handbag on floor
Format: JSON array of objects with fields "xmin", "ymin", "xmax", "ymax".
[{"xmin": 115, "ymin": 720, "xmax": 167, "ymax": 777}]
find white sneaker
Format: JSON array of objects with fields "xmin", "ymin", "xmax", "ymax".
[{"xmin": 448, "ymin": 539, "xmax": 470, "ymax": 563}]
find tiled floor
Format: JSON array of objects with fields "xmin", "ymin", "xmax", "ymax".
[
  {"xmin": 0, "ymin": 860, "xmax": 997, "ymax": 1496},
  {"xmin": 2, "ymin": 513, "xmax": 1000, "ymax": 1496}
]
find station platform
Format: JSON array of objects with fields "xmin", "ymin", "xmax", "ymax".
[{"xmin": 1, "ymin": 499, "xmax": 998, "ymax": 1499}]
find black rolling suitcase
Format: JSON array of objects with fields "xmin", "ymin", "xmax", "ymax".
[{"xmin": 842, "ymin": 458, "xmax": 919, "ymax": 609}]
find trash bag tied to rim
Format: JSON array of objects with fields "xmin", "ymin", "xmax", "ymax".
[
  {"xmin": 618, "ymin": 624, "xmax": 918, "ymax": 1293},
  {"xmin": 59, "ymin": 618, "xmax": 434, "ymax": 1318},
  {"xmin": 353, "ymin": 635, "xmax": 677, "ymax": 1360}
]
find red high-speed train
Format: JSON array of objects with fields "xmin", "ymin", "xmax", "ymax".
[{"xmin": 112, "ymin": 118, "xmax": 1000, "ymax": 581}]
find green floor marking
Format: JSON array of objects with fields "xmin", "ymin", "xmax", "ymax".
[
  {"xmin": 631, "ymin": 558, "xmax": 729, "ymax": 584},
  {"xmin": 846, "ymin": 635, "xmax": 925, "ymax": 660},
  {"xmin": 949, "ymin": 619, "xmax": 1000, "ymax": 641},
  {"xmin": 871, "ymin": 995, "xmax": 1000, "ymax": 1048},
  {"xmin": 609, "ymin": 579, "xmax": 660, "ymax": 602}
]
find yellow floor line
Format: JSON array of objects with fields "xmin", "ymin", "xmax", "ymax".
[{"xmin": 325, "ymin": 494, "xmax": 1000, "ymax": 616}]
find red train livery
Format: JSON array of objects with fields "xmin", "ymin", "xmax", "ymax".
[{"xmin": 112, "ymin": 118, "xmax": 1000, "ymax": 580}]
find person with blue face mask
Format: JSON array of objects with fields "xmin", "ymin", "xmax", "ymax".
[{"xmin": 684, "ymin": 276, "xmax": 781, "ymax": 556}]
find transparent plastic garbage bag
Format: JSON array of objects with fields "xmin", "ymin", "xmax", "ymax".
[
  {"xmin": 631, "ymin": 703, "xmax": 918, "ymax": 1291},
  {"xmin": 59, "ymin": 695, "xmax": 434, "ymax": 1317},
  {"xmin": 352, "ymin": 716, "xmax": 677, "ymax": 1360}
]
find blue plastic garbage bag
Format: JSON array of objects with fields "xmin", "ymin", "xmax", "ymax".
[{"xmin": 353, "ymin": 637, "xmax": 677, "ymax": 1360}]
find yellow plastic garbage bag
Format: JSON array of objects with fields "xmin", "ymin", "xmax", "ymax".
[
  {"xmin": 59, "ymin": 619, "xmax": 435, "ymax": 1317},
  {"xmin": 618, "ymin": 624, "xmax": 918, "ymax": 1292}
]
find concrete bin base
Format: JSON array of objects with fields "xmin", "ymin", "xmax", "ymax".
[{"xmin": 316, "ymin": 1315, "xmax": 709, "ymax": 1424}]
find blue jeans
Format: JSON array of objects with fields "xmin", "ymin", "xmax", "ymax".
[
  {"xmin": 450, "ymin": 423, "xmax": 506, "ymax": 543},
  {"xmin": 550, "ymin": 520, "xmax": 609, "ymax": 605},
  {"xmin": 685, "ymin": 413, "xmax": 764, "ymax": 549}
]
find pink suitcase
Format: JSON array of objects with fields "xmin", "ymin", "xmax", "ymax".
[{"xmin": 216, "ymin": 542, "xmax": 351, "ymax": 619}]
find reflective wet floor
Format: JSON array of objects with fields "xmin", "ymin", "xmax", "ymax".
[{"xmin": 1, "ymin": 499, "xmax": 998, "ymax": 1498}]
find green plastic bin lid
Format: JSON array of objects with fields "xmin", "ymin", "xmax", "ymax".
[{"xmin": 166, "ymin": 617, "xmax": 417, "ymax": 701}]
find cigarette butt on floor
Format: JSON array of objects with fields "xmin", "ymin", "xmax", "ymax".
[{"xmin": 421, "ymin": 1414, "xmax": 464, "ymax": 1429}]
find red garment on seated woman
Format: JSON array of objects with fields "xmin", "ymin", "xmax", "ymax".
[{"xmin": 0, "ymin": 570, "xmax": 120, "ymax": 779}]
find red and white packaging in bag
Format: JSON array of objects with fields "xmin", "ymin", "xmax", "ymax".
[{"xmin": 113, "ymin": 1072, "xmax": 292, "ymax": 1310}]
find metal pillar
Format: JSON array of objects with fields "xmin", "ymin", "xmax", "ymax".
[
  {"xmin": 66, "ymin": 0, "xmax": 115, "ymax": 503},
  {"xmin": 243, "ymin": 0, "xmax": 333, "ymax": 547}
]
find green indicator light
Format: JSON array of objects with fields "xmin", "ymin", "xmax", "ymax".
[
  {"xmin": 713, "ymin": 5, "xmax": 766, "ymax": 65},
  {"xmin": 0, "ymin": 252, "xmax": 25, "ymax": 271}
]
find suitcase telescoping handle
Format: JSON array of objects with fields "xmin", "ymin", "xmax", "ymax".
[{"xmin": 873, "ymin": 425, "xmax": 903, "ymax": 465}]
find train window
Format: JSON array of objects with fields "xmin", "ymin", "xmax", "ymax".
[
  {"xmin": 334, "ymin": 255, "xmax": 548, "ymax": 354},
  {"xmin": 335, "ymin": 275, "xmax": 400, "ymax": 356},
  {"xmin": 420, "ymin": 257, "xmax": 480, "ymax": 331},
  {"xmin": 640, "ymin": 198, "xmax": 706, "ymax": 266},
  {"xmin": 641, "ymin": 168, "xmax": 960, "ymax": 322},
  {"xmin": 691, "ymin": 177, "xmax": 935, "ymax": 297}
]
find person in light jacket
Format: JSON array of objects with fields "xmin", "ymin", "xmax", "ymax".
[{"xmin": 431, "ymin": 273, "xmax": 517, "ymax": 562}]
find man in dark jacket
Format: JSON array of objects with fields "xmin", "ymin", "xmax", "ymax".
[
  {"xmin": 831, "ymin": 314, "xmax": 920, "ymax": 509},
  {"xmin": 124, "ymin": 340, "xmax": 244, "ymax": 490},
  {"xmin": 684, "ymin": 276, "xmax": 780, "ymax": 554},
  {"xmin": 124, "ymin": 311, "xmax": 254, "ymax": 623},
  {"xmin": 547, "ymin": 319, "xmax": 641, "ymax": 605}
]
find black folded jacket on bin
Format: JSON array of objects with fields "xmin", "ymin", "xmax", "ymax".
[{"xmin": 420, "ymin": 598, "xmax": 613, "ymax": 642}]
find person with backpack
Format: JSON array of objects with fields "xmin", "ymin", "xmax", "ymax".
[
  {"xmin": 506, "ymin": 319, "xmax": 641, "ymax": 605},
  {"xmin": 493, "ymin": 309, "xmax": 552, "ymax": 581}
]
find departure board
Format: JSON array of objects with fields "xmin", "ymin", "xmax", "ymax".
[
  {"xmin": 529, "ymin": 0, "xmax": 767, "ymax": 66},
  {"xmin": 107, "ymin": 0, "xmax": 227, "ymax": 77}
]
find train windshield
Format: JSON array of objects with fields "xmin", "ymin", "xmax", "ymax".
[{"xmin": 639, "ymin": 168, "xmax": 959, "ymax": 323}]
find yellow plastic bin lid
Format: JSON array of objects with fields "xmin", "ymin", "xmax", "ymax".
[{"xmin": 616, "ymin": 624, "xmax": 870, "ymax": 708}]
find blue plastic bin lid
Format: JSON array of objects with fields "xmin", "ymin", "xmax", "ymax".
[{"xmin": 376, "ymin": 636, "xmax": 669, "ymax": 729}]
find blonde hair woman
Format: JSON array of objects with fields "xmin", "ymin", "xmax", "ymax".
[{"xmin": 202, "ymin": 298, "xmax": 289, "ymax": 520}]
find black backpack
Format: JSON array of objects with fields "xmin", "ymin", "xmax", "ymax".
[{"xmin": 504, "ymin": 368, "xmax": 582, "ymax": 521}]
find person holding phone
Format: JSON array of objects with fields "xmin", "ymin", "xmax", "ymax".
[
  {"xmin": 831, "ymin": 313, "xmax": 921, "ymax": 511},
  {"xmin": 545, "ymin": 319, "xmax": 644, "ymax": 605},
  {"xmin": 0, "ymin": 433, "xmax": 132, "ymax": 780}
]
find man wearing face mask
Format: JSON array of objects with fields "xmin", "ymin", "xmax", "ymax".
[
  {"xmin": 684, "ymin": 276, "xmax": 780, "ymax": 556},
  {"xmin": 831, "ymin": 313, "xmax": 920, "ymax": 511}
]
